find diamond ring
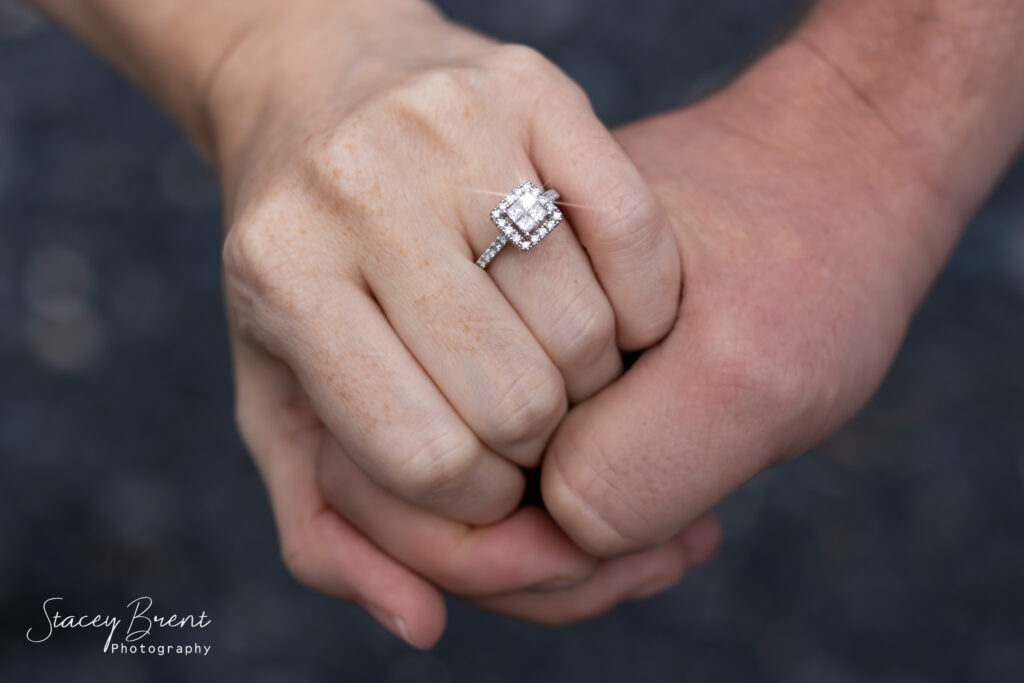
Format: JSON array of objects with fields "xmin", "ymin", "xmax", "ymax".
[{"xmin": 476, "ymin": 181, "xmax": 564, "ymax": 269}]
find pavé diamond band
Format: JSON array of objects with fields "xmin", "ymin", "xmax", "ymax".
[{"xmin": 476, "ymin": 182, "xmax": 563, "ymax": 269}]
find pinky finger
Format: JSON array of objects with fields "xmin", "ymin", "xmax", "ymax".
[
  {"xmin": 278, "ymin": 496, "xmax": 448, "ymax": 650},
  {"xmin": 232, "ymin": 334, "xmax": 446, "ymax": 649}
]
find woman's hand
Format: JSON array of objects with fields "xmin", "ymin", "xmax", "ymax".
[{"xmin": 210, "ymin": 0, "xmax": 697, "ymax": 645}]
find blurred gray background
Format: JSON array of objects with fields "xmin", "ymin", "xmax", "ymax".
[{"xmin": 2, "ymin": 0, "xmax": 1023, "ymax": 681}]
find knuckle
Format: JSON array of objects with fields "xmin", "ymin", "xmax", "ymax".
[
  {"xmin": 380, "ymin": 78, "xmax": 443, "ymax": 122},
  {"xmin": 222, "ymin": 218, "xmax": 270, "ymax": 283},
  {"xmin": 223, "ymin": 224, "xmax": 282, "ymax": 323},
  {"xmin": 488, "ymin": 363, "xmax": 566, "ymax": 446},
  {"xmin": 222, "ymin": 194, "xmax": 327, "ymax": 327},
  {"xmin": 306, "ymin": 134, "xmax": 380, "ymax": 221},
  {"xmin": 398, "ymin": 425, "xmax": 481, "ymax": 504},
  {"xmin": 223, "ymin": 210, "xmax": 294, "ymax": 303},
  {"xmin": 496, "ymin": 43, "xmax": 549, "ymax": 73},
  {"xmin": 409, "ymin": 64, "xmax": 476, "ymax": 98},
  {"xmin": 326, "ymin": 66, "xmax": 481, "ymax": 182},
  {"xmin": 383, "ymin": 66, "xmax": 478, "ymax": 127},
  {"xmin": 494, "ymin": 43, "xmax": 583, "ymax": 102}
]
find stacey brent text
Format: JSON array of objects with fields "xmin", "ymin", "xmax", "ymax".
[{"xmin": 25, "ymin": 596, "xmax": 211, "ymax": 652}]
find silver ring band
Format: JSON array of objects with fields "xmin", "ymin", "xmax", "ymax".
[{"xmin": 475, "ymin": 234, "xmax": 509, "ymax": 269}]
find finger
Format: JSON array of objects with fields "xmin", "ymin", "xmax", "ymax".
[
  {"xmin": 230, "ymin": 334, "xmax": 446, "ymax": 648},
  {"xmin": 541, "ymin": 318, "xmax": 783, "ymax": 556},
  {"xmin": 258, "ymin": 279, "xmax": 525, "ymax": 526},
  {"xmin": 528, "ymin": 87, "xmax": 683, "ymax": 351},
  {"xmin": 467, "ymin": 517, "xmax": 720, "ymax": 625},
  {"xmin": 362, "ymin": 231, "xmax": 567, "ymax": 467},
  {"xmin": 468, "ymin": 172, "xmax": 623, "ymax": 404},
  {"xmin": 316, "ymin": 435, "xmax": 599, "ymax": 596}
]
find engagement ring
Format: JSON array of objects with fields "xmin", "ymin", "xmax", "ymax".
[{"xmin": 476, "ymin": 181, "xmax": 563, "ymax": 269}]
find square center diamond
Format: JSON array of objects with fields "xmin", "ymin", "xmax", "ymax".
[{"xmin": 505, "ymin": 188, "xmax": 550, "ymax": 234}]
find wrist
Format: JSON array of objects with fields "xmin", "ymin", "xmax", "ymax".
[
  {"xmin": 200, "ymin": 0, "xmax": 447, "ymax": 164},
  {"xmin": 792, "ymin": 0, "xmax": 1024, "ymax": 216},
  {"xmin": 692, "ymin": 41, "xmax": 955, "ymax": 306},
  {"xmin": 30, "ymin": 0, "xmax": 441, "ymax": 161},
  {"xmin": 201, "ymin": 0, "xmax": 501, "ymax": 187},
  {"xmin": 692, "ymin": 4, "xmax": 1024, "ymax": 307}
]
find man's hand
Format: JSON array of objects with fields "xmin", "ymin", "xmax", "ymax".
[{"xmin": 538, "ymin": 1, "xmax": 1024, "ymax": 558}]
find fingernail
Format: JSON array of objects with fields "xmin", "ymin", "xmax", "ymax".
[{"xmin": 363, "ymin": 603, "xmax": 417, "ymax": 648}]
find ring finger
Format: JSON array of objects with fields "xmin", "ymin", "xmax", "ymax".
[{"xmin": 465, "ymin": 164, "xmax": 624, "ymax": 404}]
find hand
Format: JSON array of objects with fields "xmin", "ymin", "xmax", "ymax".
[
  {"xmin": 538, "ymin": 38, "xmax": 969, "ymax": 557},
  {"xmin": 213, "ymin": 1, "xmax": 694, "ymax": 645}
]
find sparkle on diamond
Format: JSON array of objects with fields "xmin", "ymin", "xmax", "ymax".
[{"xmin": 506, "ymin": 188, "xmax": 549, "ymax": 234}]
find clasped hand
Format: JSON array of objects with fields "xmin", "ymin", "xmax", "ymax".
[{"xmin": 213, "ymin": 6, "xmax": 942, "ymax": 648}]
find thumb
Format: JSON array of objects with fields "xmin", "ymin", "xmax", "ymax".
[{"xmin": 541, "ymin": 318, "xmax": 804, "ymax": 557}]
